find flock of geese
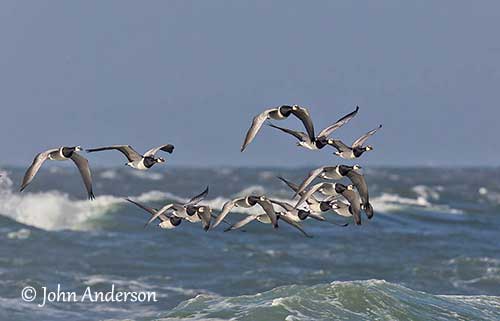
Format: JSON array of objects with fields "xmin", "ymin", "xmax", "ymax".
[{"xmin": 19, "ymin": 105, "xmax": 381, "ymax": 237}]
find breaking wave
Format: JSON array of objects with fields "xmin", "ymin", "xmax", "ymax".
[
  {"xmin": 0, "ymin": 171, "xmax": 462, "ymax": 232},
  {"xmin": 159, "ymin": 280, "xmax": 500, "ymax": 321}
]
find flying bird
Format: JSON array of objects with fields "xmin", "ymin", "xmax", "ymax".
[
  {"xmin": 267, "ymin": 106, "xmax": 359, "ymax": 150},
  {"xmin": 278, "ymin": 176, "xmax": 342, "ymax": 214},
  {"xmin": 144, "ymin": 186, "xmax": 213, "ymax": 231},
  {"xmin": 20, "ymin": 146, "xmax": 95, "ymax": 200},
  {"xmin": 334, "ymin": 184, "xmax": 362, "ymax": 225},
  {"xmin": 330, "ymin": 125, "xmax": 382, "ymax": 159},
  {"xmin": 342, "ymin": 169, "xmax": 374, "ymax": 219},
  {"xmin": 126, "ymin": 198, "xmax": 182, "ymax": 229},
  {"xmin": 292, "ymin": 164, "xmax": 362, "ymax": 198},
  {"xmin": 328, "ymin": 199, "xmax": 357, "ymax": 219},
  {"xmin": 223, "ymin": 211, "xmax": 311, "ymax": 237},
  {"xmin": 294, "ymin": 182, "xmax": 349, "ymax": 209},
  {"xmin": 270, "ymin": 199, "xmax": 348, "ymax": 228},
  {"xmin": 86, "ymin": 144, "xmax": 174, "ymax": 170},
  {"xmin": 212, "ymin": 195, "xmax": 279, "ymax": 229},
  {"xmin": 241, "ymin": 105, "xmax": 315, "ymax": 152}
]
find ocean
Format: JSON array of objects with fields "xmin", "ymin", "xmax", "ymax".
[{"xmin": 0, "ymin": 166, "xmax": 499, "ymax": 320}]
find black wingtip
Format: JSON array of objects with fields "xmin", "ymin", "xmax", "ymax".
[
  {"xmin": 355, "ymin": 105, "xmax": 360, "ymax": 111},
  {"xmin": 88, "ymin": 192, "xmax": 96, "ymax": 201},
  {"xmin": 363, "ymin": 203, "xmax": 374, "ymax": 219}
]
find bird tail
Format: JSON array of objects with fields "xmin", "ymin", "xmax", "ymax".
[{"xmin": 362, "ymin": 203, "xmax": 374, "ymax": 219}]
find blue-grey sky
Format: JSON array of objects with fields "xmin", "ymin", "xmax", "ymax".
[{"xmin": 1, "ymin": 1, "xmax": 499, "ymax": 167}]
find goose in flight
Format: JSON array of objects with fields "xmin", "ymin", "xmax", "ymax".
[
  {"xmin": 222, "ymin": 202, "xmax": 313, "ymax": 238},
  {"xmin": 342, "ymin": 168, "xmax": 374, "ymax": 219},
  {"xmin": 143, "ymin": 186, "xmax": 213, "ymax": 231},
  {"xmin": 86, "ymin": 144, "xmax": 174, "ymax": 170},
  {"xmin": 330, "ymin": 125, "xmax": 382, "ymax": 159},
  {"xmin": 212, "ymin": 195, "xmax": 278, "ymax": 229},
  {"xmin": 292, "ymin": 164, "xmax": 362, "ymax": 198},
  {"xmin": 20, "ymin": 146, "xmax": 95, "ymax": 200},
  {"xmin": 270, "ymin": 199, "xmax": 348, "ymax": 228},
  {"xmin": 241, "ymin": 105, "xmax": 315, "ymax": 152},
  {"xmin": 294, "ymin": 182, "xmax": 350, "ymax": 209},
  {"xmin": 126, "ymin": 198, "xmax": 182, "ymax": 229},
  {"xmin": 329, "ymin": 199, "xmax": 357, "ymax": 219},
  {"xmin": 267, "ymin": 106, "xmax": 359, "ymax": 150},
  {"xmin": 277, "ymin": 176, "xmax": 323, "ymax": 213},
  {"xmin": 334, "ymin": 184, "xmax": 362, "ymax": 225}
]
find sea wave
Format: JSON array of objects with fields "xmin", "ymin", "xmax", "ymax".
[
  {"xmin": 159, "ymin": 280, "xmax": 500, "ymax": 321},
  {"xmin": 371, "ymin": 193, "xmax": 463, "ymax": 214},
  {"xmin": 0, "ymin": 172, "xmax": 463, "ymax": 232}
]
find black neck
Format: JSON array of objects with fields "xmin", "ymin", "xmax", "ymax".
[
  {"xmin": 353, "ymin": 147, "xmax": 365, "ymax": 158},
  {"xmin": 143, "ymin": 157, "xmax": 156, "ymax": 168}
]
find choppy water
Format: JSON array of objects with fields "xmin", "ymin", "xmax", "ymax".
[{"xmin": 0, "ymin": 166, "xmax": 499, "ymax": 320}]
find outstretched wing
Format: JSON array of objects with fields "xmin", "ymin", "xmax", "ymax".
[
  {"xmin": 224, "ymin": 215, "xmax": 259, "ymax": 232},
  {"xmin": 20, "ymin": 149, "xmax": 57, "ymax": 192},
  {"xmin": 294, "ymin": 183, "xmax": 325, "ymax": 209},
  {"xmin": 212, "ymin": 199, "xmax": 238, "ymax": 229},
  {"xmin": 341, "ymin": 189, "xmax": 361, "ymax": 225},
  {"xmin": 185, "ymin": 186, "xmax": 209, "ymax": 206},
  {"xmin": 352, "ymin": 125, "xmax": 382, "ymax": 148},
  {"xmin": 330, "ymin": 139, "xmax": 351, "ymax": 152},
  {"xmin": 145, "ymin": 203, "xmax": 174, "ymax": 227},
  {"xmin": 126, "ymin": 198, "xmax": 156, "ymax": 215},
  {"xmin": 346, "ymin": 171, "xmax": 373, "ymax": 219},
  {"xmin": 255, "ymin": 199, "xmax": 278, "ymax": 228},
  {"xmin": 346, "ymin": 171, "xmax": 369, "ymax": 206},
  {"xmin": 86, "ymin": 145, "xmax": 142, "ymax": 162},
  {"xmin": 70, "ymin": 152, "xmax": 95, "ymax": 200},
  {"xmin": 269, "ymin": 199, "xmax": 294, "ymax": 212},
  {"xmin": 144, "ymin": 144, "xmax": 175, "ymax": 157},
  {"xmin": 291, "ymin": 106, "xmax": 315, "ymax": 142},
  {"xmin": 294, "ymin": 167, "xmax": 325, "ymax": 198},
  {"xmin": 279, "ymin": 215, "xmax": 312, "ymax": 238},
  {"xmin": 317, "ymin": 106, "xmax": 359, "ymax": 139},
  {"xmin": 241, "ymin": 109, "xmax": 273, "ymax": 152},
  {"xmin": 267, "ymin": 123, "xmax": 309, "ymax": 142},
  {"xmin": 277, "ymin": 176, "xmax": 320, "ymax": 205},
  {"xmin": 196, "ymin": 206, "xmax": 212, "ymax": 231}
]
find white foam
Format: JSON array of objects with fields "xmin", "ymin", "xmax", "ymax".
[
  {"xmin": 128, "ymin": 171, "xmax": 164, "ymax": 181},
  {"xmin": 232, "ymin": 185, "xmax": 266, "ymax": 198},
  {"xmin": 99, "ymin": 170, "xmax": 119, "ymax": 180},
  {"xmin": 7, "ymin": 228, "xmax": 31, "ymax": 240},
  {"xmin": 0, "ymin": 173, "xmax": 273, "ymax": 231},
  {"xmin": 371, "ymin": 193, "xmax": 462, "ymax": 214},
  {"xmin": 412, "ymin": 185, "xmax": 440, "ymax": 200},
  {"xmin": 0, "ymin": 169, "xmax": 463, "ymax": 232}
]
